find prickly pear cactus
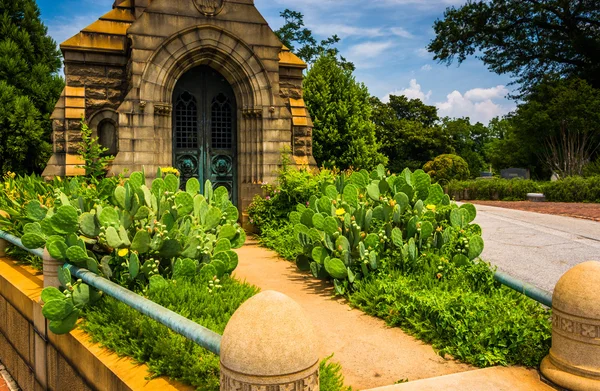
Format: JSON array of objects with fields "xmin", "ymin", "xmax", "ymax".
[
  {"xmin": 25, "ymin": 171, "xmax": 247, "ymax": 335},
  {"xmin": 285, "ymin": 165, "xmax": 483, "ymax": 295}
]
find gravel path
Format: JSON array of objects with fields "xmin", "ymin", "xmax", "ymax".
[
  {"xmin": 473, "ymin": 203, "xmax": 600, "ymax": 292},
  {"xmin": 234, "ymin": 239, "xmax": 474, "ymax": 390}
]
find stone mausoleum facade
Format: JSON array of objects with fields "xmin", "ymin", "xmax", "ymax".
[{"xmin": 43, "ymin": 0, "xmax": 316, "ymax": 210}]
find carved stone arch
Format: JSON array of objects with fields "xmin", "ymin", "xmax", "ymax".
[
  {"xmin": 137, "ymin": 26, "xmax": 274, "ymax": 196},
  {"xmin": 139, "ymin": 25, "xmax": 273, "ymax": 109},
  {"xmin": 89, "ymin": 108, "xmax": 119, "ymax": 156}
]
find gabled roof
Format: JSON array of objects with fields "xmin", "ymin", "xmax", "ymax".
[
  {"xmin": 279, "ymin": 46, "xmax": 307, "ymax": 69},
  {"xmin": 60, "ymin": 1, "xmax": 135, "ymax": 53}
]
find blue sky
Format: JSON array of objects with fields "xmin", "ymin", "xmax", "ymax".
[{"xmin": 37, "ymin": 0, "xmax": 517, "ymax": 124}]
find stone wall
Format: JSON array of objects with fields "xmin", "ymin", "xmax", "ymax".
[{"xmin": 0, "ymin": 257, "xmax": 192, "ymax": 391}]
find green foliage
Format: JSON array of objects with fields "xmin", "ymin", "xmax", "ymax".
[
  {"xmin": 247, "ymin": 152, "xmax": 336, "ymax": 231},
  {"xmin": 81, "ymin": 275, "xmax": 258, "ymax": 391},
  {"xmin": 423, "ymin": 154, "xmax": 470, "ymax": 185},
  {"xmin": 511, "ymin": 78, "xmax": 600, "ymax": 178},
  {"xmin": 0, "ymin": 0, "xmax": 64, "ymax": 175},
  {"xmin": 252, "ymin": 163, "xmax": 551, "ymax": 368},
  {"xmin": 14, "ymin": 173, "xmax": 246, "ymax": 335},
  {"xmin": 81, "ymin": 275, "xmax": 350, "ymax": 391},
  {"xmin": 320, "ymin": 355, "xmax": 353, "ymax": 391},
  {"xmin": 303, "ymin": 54, "xmax": 386, "ymax": 170},
  {"xmin": 428, "ymin": 0, "xmax": 600, "ymax": 93},
  {"xmin": 447, "ymin": 178, "xmax": 542, "ymax": 201},
  {"xmin": 78, "ymin": 120, "xmax": 115, "ymax": 184},
  {"xmin": 371, "ymin": 96, "xmax": 452, "ymax": 172},
  {"xmin": 274, "ymin": 9, "xmax": 351, "ymax": 68},
  {"xmin": 543, "ymin": 176, "xmax": 600, "ymax": 203},
  {"xmin": 350, "ymin": 267, "xmax": 551, "ymax": 367}
]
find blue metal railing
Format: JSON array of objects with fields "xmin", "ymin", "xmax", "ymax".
[
  {"xmin": 0, "ymin": 230, "xmax": 222, "ymax": 355},
  {"xmin": 0, "ymin": 228, "xmax": 553, "ymax": 328}
]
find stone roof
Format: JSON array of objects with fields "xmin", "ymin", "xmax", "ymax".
[
  {"xmin": 60, "ymin": 0, "xmax": 307, "ymax": 68},
  {"xmin": 60, "ymin": 1, "xmax": 134, "ymax": 53}
]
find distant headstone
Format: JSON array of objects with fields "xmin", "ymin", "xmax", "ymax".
[
  {"xmin": 501, "ymin": 168, "xmax": 530, "ymax": 180},
  {"xmin": 551, "ymin": 172, "xmax": 560, "ymax": 182}
]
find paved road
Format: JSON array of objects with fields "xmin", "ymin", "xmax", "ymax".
[{"xmin": 473, "ymin": 203, "xmax": 600, "ymax": 293}]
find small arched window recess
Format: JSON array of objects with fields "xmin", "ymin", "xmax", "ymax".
[{"xmin": 98, "ymin": 119, "xmax": 118, "ymax": 156}]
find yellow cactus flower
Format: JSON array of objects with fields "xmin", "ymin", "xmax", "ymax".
[
  {"xmin": 426, "ymin": 204, "xmax": 436, "ymax": 211},
  {"xmin": 335, "ymin": 208, "xmax": 346, "ymax": 216},
  {"xmin": 118, "ymin": 248, "xmax": 129, "ymax": 257}
]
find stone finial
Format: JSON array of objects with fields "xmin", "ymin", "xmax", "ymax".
[
  {"xmin": 42, "ymin": 248, "xmax": 62, "ymax": 288},
  {"xmin": 541, "ymin": 261, "xmax": 600, "ymax": 390},
  {"xmin": 220, "ymin": 290, "xmax": 320, "ymax": 391}
]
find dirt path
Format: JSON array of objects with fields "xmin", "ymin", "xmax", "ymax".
[
  {"xmin": 233, "ymin": 239, "xmax": 474, "ymax": 390},
  {"xmin": 470, "ymin": 200, "xmax": 600, "ymax": 222}
]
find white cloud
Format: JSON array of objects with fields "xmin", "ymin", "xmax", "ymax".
[
  {"xmin": 435, "ymin": 87, "xmax": 514, "ymax": 124},
  {"xmin": 390, "ymin": 27, "xmax": 414, "ymax": 39},
  {"xmin": 311, "ymin": 24, "xmax": 385, "ymax": 38},
  {"xmin": 420, "ymin": 64, "xmax": 432, "ymax": 71},
  {"xmin": 383, "ymin": 80, "xmax": 514, "ymax": 124},
  {"xmin": 347, "ymin": 41, "xmax": 395, "ymax": 59},
  {"xmin": 464, "ymin": 85, "xmax": 509, "ymax": 101},
  {"xmin": 384, "ymin": 79, "xmax": 432, "ymax": 103}
]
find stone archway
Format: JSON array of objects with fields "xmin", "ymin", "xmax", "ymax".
[{"xmin": 135, "ymin": 26, "xmax": 274, "ymax": 206}]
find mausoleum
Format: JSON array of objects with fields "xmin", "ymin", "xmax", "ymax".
[{"xmin": 43, "ymin": 0, "xmax": 316, "ymax": 210}]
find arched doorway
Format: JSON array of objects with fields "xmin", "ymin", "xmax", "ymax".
[{"xmin": 172, "ymin": 65, "xmax": 237, "ymax": 202}]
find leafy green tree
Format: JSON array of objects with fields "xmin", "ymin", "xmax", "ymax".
[
  {"xmin": 483, "ymin": 117, "xmax": 538, "ymax": 174},
  {"xmin": 0, "ymin": 0, "xmax": 64, "ymax": 174},
  {"xmin": 441, "ymin": 118, "xmax": 490, "ymax": 175},
  {"xmin": 274, "ymin": 9, "xmax": 354, "ymax": 70},
  {"xmin": 510, "ymin": 77, "xmax": 600, "ymax": 177},
  {"xmin": 429, "ymin": 0, "xmax": 600, "ymax": 93},
  {"xmin": 371, "ymin": 96, "xmax": 452, "ymax": 172},
  {"xmin": 303, "ymin": 54, "xmax": 386, "ymax": 170}
]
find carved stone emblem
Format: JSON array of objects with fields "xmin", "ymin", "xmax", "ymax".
[{"xmin": 194, "ymin": 0, "xmax": 225, "ymax": 16}]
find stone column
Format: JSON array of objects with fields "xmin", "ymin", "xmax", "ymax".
[
  {"xmin": 42, "ymin": 248, "xmax": 62, "ymax": 288},
  {"xmin": 220, "ymin": 290, "xmax": 320, "ymax": 391},
  {"xmin": 541, "ymin": 261, "xmax": 600, "ymax": 390}
]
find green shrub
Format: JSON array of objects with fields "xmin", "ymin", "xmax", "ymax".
[
  {"xmin": 82, "ymin": 275, "xmax": 351, "ymax": 391},
  {"xmin": 18, "ymin": 172, "xmax": 246, "ymax": 335},
  {"xmin": 543, "ymin": 176, "xmax": 600, "ymax": 203},
  {"xmin": 423, "ymin": 154, "xmax": 470, "ymax": 184},
  {"xmin": 247, "ymin": 153, "xmax": 336, "ymax": 231},
  {"xmin": 447, "ymin": 178, "xmax": 542, "ymax": 201},
  {"xmin": 81, "ymin": 275, "xmax": 257, "ymax": 391},
  {"xmin": 252, "ymin": 164, "xmax": 552, "ymax": 368},
  {"xmin": 287, "ymin": 165, "xmax": 483, "ymax": 295},
  {"xmin": 350, "ymin": 268, "xmax": 551, "ymax": 367}
]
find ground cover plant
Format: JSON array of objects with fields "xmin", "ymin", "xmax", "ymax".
[{"xmin": 248, "ymin": 164, "xmax": 552, "ymax": 367}]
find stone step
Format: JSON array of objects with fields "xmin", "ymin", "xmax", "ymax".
[{"xmin": 364, "ymin": 367, "xmax": 557, "ymax": 391}]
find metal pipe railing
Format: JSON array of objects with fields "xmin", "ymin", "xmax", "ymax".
[
  {"xmin": 65, "ymin": 264, "xmax": 222, "ymax": 355},
  {"xmin": 494, "ymin": 270, "xmax": 553, "ymax": 307},
  {"xmin": 0, "ymin": 230, "xmax": 44, "ymax": 258},
  {"xmin": 0, "ymin": 229, "xmax": 222, "ymax": 355},
  {"xmin": 0, "ymin": 228, "xmax": 553, "ymax": 330}
]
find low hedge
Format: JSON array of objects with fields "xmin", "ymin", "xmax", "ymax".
[
  {"xmin": 446, "ymin": 178, "xmax": 542, "ymax": 201},
  {"xmin": 543, "ymin": 176, "xmax": 600, "ymax": 203}
]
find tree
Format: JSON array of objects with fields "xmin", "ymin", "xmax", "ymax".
[
  {"xmin": 303, "ymin": 54, "xmax": 386, "ymax": 170},
  {"xmin": 441, "ymin": 117, "xmax": 490, "ymax": 175},
  {"xmin": 483, "ymin": 117, "xmax": 539, "ymax": 174},
  {"xmin": 0, "ymin": 0, "xmax": 64, "ymax": 174},
  {"xmin": 371, "ymin": 96, "xmax": 452, "ymax": 172},
  {"xmin": 428, "ymin": 0, "xmax": 600, "ymax": 93},
  {"xmin": 510, "ymin": 77, "xmax": 600, "ymax": 177},
  {"xmin": 274, "ymin": 9, "xmax": 354, "ymax": 70}
]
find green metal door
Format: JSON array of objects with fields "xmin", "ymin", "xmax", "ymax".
[{"xmin": 172, "ymin": 66, "xmax": 237, "ymax": 202}]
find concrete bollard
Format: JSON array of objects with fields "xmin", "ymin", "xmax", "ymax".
[
  {"xmin": 541, "ymin": 261, "xmax": 600, "ymax": 390},
  {"xmin": 42, "ymin": 248, "xmax": 62, "ymax": 288},
  {"xmin": 220, "ymin": 291, "xmax": 320, "ymax": 391}
]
